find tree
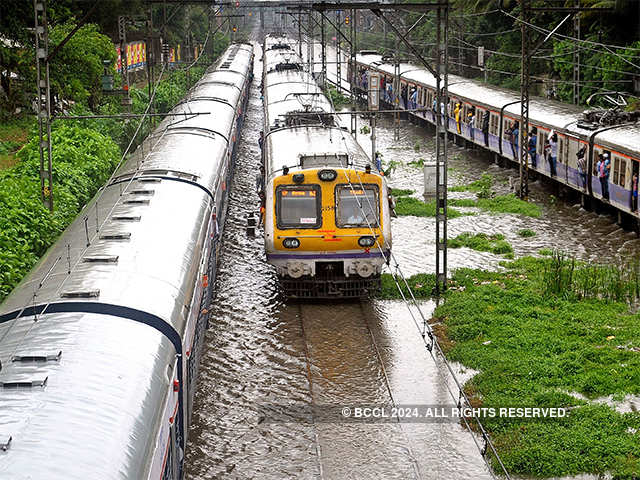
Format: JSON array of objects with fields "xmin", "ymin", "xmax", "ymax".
[{"xmin": 48, "ymin": 22, "xmax": 116, "ymax": 109}]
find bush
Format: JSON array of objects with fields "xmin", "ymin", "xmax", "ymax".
[{"xmin": 0, "ymin": 124, "xmax": 120, "ymax": 302}]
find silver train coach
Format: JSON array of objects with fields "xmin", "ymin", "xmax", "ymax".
[
  {"xmin": 353, "ymin": 53, "xmax": 640, "ymax": 227},
  {"xmin": 0, "ymin": 43, "xmax": 253, "ymax": 480},
  {"xmin": 261, "ymin": 35, "xmax": 393, "ymax": 299}
]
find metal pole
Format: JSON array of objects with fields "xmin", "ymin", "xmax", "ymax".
[
  {"xmin": 433, "ymin": 2, "xmax": 449, "ymax": 294},
  {"xmin": 308, "ymin": 11, "xmax": 313, "ymax": 73},
  {"xmin": 573, "ymin": 0, "xmax": 580, "ymax": 105},
  {"xmin": 298, "ymin": 11, "xmax": 302, "ymax": 57},
  {"xmin": 34, "ymin": 0, "xmax": 54, "ymax": 212},
  {"xmin": 393, "ymin": 50, "xmax": 400, "ymax": 141},
  {"xmin": 350, "ymin": 8, "xmax": 357, "ymax": 137},
  {"xmin": 336, "ymin": 9, "xmax": 342, "ymax": 89},
  {"xmin": 371, "ymin": 114, "xmax": 376, "ymax": 165},
  {"xmin": 321, "ymin": 12, "xmax": 326, "ymax": 88},
  {"xmin": 519, "ymin": 0, "xmax": 530, "ymax": 201}
]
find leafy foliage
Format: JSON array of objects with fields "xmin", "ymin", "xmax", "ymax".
[
  {"xmin": 448, "ymin": 232, "xmax": 513, "ymax": 255},
  {"xmin": 0, "ymin": 123, "xmax": 120, "ymax": 302}
]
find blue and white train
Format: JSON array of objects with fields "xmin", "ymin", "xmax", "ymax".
[
  {"xmin": 352, "ymin": 53, "xmax": 640, "ymax": 226},
  {"xmin": 0, "ymin": 43, "xmax": 253, "ymax": 479}
]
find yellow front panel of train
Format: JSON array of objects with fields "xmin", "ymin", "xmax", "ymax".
[{"xmin": 272, "ymin": 169, "xmax": 384, "ymax": 252}]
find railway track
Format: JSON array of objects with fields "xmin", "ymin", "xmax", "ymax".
[{"xmin": 295, "ymin": 301, "xmax": 423, "ymax": 479}]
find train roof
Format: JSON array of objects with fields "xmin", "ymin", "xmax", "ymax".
[
  {"xmin": 357, "ymin": 53, "xmax": 592, "ymax": 133},
  {"xmin": 0, "ymin": 43, "xmax": 253, "ymax": 479},
  {"xmin": 265, "ymin": 125, "xmax": 370, "ymax": 177}
]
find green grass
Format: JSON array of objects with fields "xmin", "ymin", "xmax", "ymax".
[
  {"xmin": 390, "ymin": 188, "xmax": 414, "ymax": 197},
  {"xmin": 395, "ymin": 196, "xmax": 466, "ymax": 218},
  {"xmin": 429, "ymin": 257, "xmax": 640, "ymax": 478},
  {"xmin": 379, "ymin": 272, "xmax": 436, "ymax": 299},
  {"xmin": 449, "ymin": 173, "xmax": 494, "ymax": 198},
  {"xmin": 518, "ymin": 228, "xmax": 536, "ymax": 238},
  {"xmin": 539, "ymin": 248, "xmax": 554, "ymax": 256},
  {"xmin": 476, "ymin": 194, "xmax": 542, "ymax": 217},
  {"xmin": 448, "ymin": 195, "xmax": 541, "ymax": 217},
  {"xmin": 449, "ymin": 232, "xmax": 513, "ymax": 255}
]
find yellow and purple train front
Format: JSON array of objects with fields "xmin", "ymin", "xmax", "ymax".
[{"xmin": 261, "ymin": 35, "xmax": 392, "ymax": 298}]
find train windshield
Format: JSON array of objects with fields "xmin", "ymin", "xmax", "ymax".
[
  {"xmin": 277, "ymin": 185, "xmax": 321, "ymax": 228},
  {"xmin": 336, "ymin": 185, "xmax": 379, "ymax": 228}
]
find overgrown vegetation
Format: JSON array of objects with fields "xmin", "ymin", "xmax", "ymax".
[
  {"xmin": 390, "ymin": 188, "xmax": 414, "ymax": 197},
  {"xmin": 449, "ymin": 232, "xmax": 513, "ymax": 256},
  {"xmin": 326, "ymin": 86, "xmax": 350, "ymax": 110},
  {"xmin": 543, "ymin": 251, "xmax": 640, "ymax": 303},
  {"xmin": 0, "ymin": 124, "xmax": 120, "ymax": 301},
  {"xmin": 379, "ymin": 272, "xmax": 436, "ymax": 299},
  {"xmin": 394, "ymin": 196, "xmax": 465, "ymax": 219},
  {"xmin": 449, "ymin": 173, "xmax": 493, "ymax": 198},
  {"xmin": 430, "ymin": 257, "xmax": 640, "ymax": 478},
  {"xmin": 517, "ymin": 228, "xmax": 536, "ymax": 238},
  {"xmin": 449, "ymin": 174, "xmax": 541, "ymax": 217}
]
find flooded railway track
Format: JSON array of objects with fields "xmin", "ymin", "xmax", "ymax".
[{"xmin": 293, "ymin": 301, "xmax": 423, "ymax": 479}]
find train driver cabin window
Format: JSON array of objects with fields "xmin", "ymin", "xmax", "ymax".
[
  {"xmin": 277, "ymin": 185, "xmax": 321, "ymax": 229},
  {"xmin": 336, "ymin": 185, "xmax": 379, "ymax": 228}
]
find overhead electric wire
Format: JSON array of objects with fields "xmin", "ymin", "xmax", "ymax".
[{"xmin": 317, "ymin": 57, "xmax": 511, "ymax": 479}]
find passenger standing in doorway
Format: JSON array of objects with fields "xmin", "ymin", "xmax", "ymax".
[
  {"xmin": 576, "ymin": 146, "xmax": 587, "ymax": 189},
  {"xmin": 512, "ymin": 121, "xmax": 519, "ymax": 159},
  {"xmin": 454, "ymin": 103, "xmax": 462, "ymax": 134},
  {"xmin": 548, "ymin": 130, "xmax": 558, "ymax": 177},
  {"xmin": 596, "ymin": 153, "xmax": 611, "ymax": 200},
  {"xmin": 410, "ymin": 88, "xmax": 418, "ymax": 110},
  {"xmin": 467, "ymin": 108, "xmax": 475, "ymax": 141},
  {"xmin": 482, "ymin": 110, "xmax": 490, "ymax": 147},
  {"xmin": 528, "ymin": 127, "xmax": 537, "ymax": 168}
]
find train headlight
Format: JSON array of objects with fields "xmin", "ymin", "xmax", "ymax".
[
  {"xmin": 283, "ymin": 237, "xmax": 300, "ymax": 249},
  {"xmin": 356, "ymin": 261, "xmax": 375, "ymax": 278},
  {"xmin": 358, "ymin": 236, "xmax": 376, "ymax": 247},
  {"xmin": 318, "ymin": 169, "xmax": 337, "ymax": 182}
]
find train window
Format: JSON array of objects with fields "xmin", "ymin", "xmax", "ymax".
[
  {"xmin": 620, "ymin": 159, "xmax": 627, "ymax": 186},
  {"xmin": 613, "ymin": 158, "xmax": 620, "ymax": 185},
  {"xmin": 503, "ymin": 119, "xmax": 511, "ymax": 139},
  {"xmin": 490, "ymin": 114, "xmax": 498, "ymax": 135},
  {"xmin": 538, "ymin": 131, "xmax": 547, "ymax": 155},
  {"xmin": 335, "ymin": 185, "xmax": 379, "ymax": 228},
  {"xmin": 558, "ymin": 137, "xmax": 564, "ymax": 164},
  {"xmin": 276, "ymin": 185, "xmax": 321, "ymax": 229}
]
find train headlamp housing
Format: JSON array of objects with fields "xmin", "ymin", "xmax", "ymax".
[
  {"xmin": 292, "ymin": 173, "xmax": 305, "ymax": 184},
  {"xmin": 358, "ymin": 236, "xmax": 376, "ymax": 247},
  {"xmin": 283, "ymin": 237, "xmax": 301, "ymax": 249},
  {"xmin": 318, "ymin": 169, "xmax": 337, "ymax": 182}
]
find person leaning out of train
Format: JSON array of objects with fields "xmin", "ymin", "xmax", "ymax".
[
  {"xmin": 596, "ymin": 152, "xmax": 611, "ymax": 200},
  {"xmin": 547, "ymin": 130, "xmax": 558, "ymax": 177},
  {"xmin": 576, "ymin": 146, "xmax": 587, "ymax": 189},
  {"xmin": 467, "ymin": 108, "xmax": 475, "ymax": 141},
  {"xmin": 528, "ymin": 127, "xmax": 537, "ymax": 168},
  {"xmin": 482, "ymin": 110, "xmax": 490, "ymax": 147},
  {"xmin": 632, "ymin": 173, "xmax": 638, "ymax": 212}
]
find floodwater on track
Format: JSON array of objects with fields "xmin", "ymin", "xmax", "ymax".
[{"xmin": 185, "ymin": 38, "xmax": 638, "ymax": 480}]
